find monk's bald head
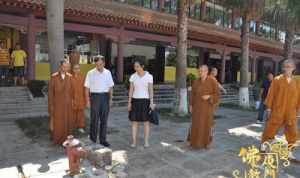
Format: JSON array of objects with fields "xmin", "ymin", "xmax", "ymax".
[
  {"xmin": 210, "ymin": 67, "xmax": 218, "ymax": 77},
  {"xmin": 59, "ymin": 59, "xmax": 69, "ymax": 73},
  {"xmin": 73, "ymin": 64, "xmax": 81, "ymax": 74},
  {"xmin": 199, "ymin": 65, "xmax": 209, "ymax": 78},
  {"xmin": 282, "ymin": 59, "xmax": 295, "ymax": 76}
]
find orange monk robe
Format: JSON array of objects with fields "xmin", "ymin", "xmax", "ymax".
[
  {"xmin": 48, "ymin": 72, "xmax": 73, "ymax": 145},
  {"xmin": 262, "ymin": 75, "xmax": 300, "ymax": 145},
  {"xmin": 189, "ymin": 77, "xmax": 220, "ymax": 149},
  {"xmin": 71, "ymin": 74, "xmax": 86, "ymax": 129}
]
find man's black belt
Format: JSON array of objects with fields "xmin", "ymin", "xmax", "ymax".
[{"xmin": 90, "ymin": 92, "xmax": 109, "ymax": 96}]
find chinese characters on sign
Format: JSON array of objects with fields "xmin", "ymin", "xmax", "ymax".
[{"xmin": 233, "ymin": 141, "xmax": 294, "ymax": 178}]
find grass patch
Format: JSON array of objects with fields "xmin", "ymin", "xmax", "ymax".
[
  {"xmin": 219, "ymin": 102, "xmax": 256, "ymax": 112},
  {"xmin": 16, "ymin": 117, "xmax": 91, "ymax": 141}
]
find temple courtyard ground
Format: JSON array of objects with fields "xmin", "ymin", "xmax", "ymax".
[{"xmin": 0, "ymin": 107, "xmax": 300, "ymax": 178}]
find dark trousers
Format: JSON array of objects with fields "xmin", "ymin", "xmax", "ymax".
[
  {"xmin": 90, "ymin": 93, "xmax": 109, "ymax": 143},
  {"xmin": 257, "ymin": 102, "xmax": 266, "ymax": 121}
]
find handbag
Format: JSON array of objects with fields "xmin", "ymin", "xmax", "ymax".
[{"xmin": 148, "ymin": 109, "xmax": 159, "ymax": 125}]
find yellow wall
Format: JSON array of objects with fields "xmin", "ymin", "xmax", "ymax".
[
  {"xmin": 237, "ymin": 71, "xmax": 251, "ymax": 82},
  {"xmin": 35, "ymin": 63, "xmax": 95, "ymax": 80},
  {"xmin": 164, "ymin": 66, "xmax": 198, "ymax": 82}
]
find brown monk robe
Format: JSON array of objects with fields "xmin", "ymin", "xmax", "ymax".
[
  {"xmin": 71, "ymin": 64, "xmax": 86, "ymax": 130},
  {"xmin": 48, "ymin": 60, "xmax": 73, "ymax": 145},
  {"xmin": 189, "ymin": 65, "xmax": 220, "ymax": 149},
  {"xmin": 261, "ymin": 60, "xmax": 300, "ymax": 161},
  {"xmin": 69, "ymin": 51, "xmax": 80, "ymax": 69}
]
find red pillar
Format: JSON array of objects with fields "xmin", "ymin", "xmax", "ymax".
[
  {"xmin": 200, "ymin": 0, "xmax": 206, "ymax": 21},
  {"xmin": 231, "ymin": 9, "xmax": 235, "ymax": 29},
  {"xmin": 221, "ymin": 50, "xmax": 227, "ymax": 83},
  {"xmin": 116, "ymin": 36, "xmax": 124, "ymax": 83},
  {"xmin": 159, "ymin": 0, "xmax": 165, "ymax": 12},
  {"xmin": 255, "ymin": 20, "xmax": 261, "ymax": 35},
  {"xmin": 27, "ymin": 14, "xmax": 36, "ymax": 80}
]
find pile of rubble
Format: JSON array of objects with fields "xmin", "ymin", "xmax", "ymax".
[{"xmin": 73, "ymin": 142, "xmax": 128, "ymax": 178}]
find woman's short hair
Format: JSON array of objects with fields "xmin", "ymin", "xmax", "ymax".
[
  {"xmin": 59, "ymin": 59, "xmax": 68, "ymax": 65},
  {"xmin": 133, "ymin": 59, "xmax": 145, "ymax": 68},
  {"xmin": 93, "ymin": 55, "xmax": 105, "ymax": 63}
]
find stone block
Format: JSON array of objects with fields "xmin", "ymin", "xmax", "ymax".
[
  {"xmin": 86, "ymin": 147, "xmax": 112, "ymax": 167},
  {"xmin": 74, "ymin": 173, "xmax": 90, "ymax": 178},
  {"xmin": 112, "ymin": 164, "xmax": 127, "ymax": 174},
  {"xmin": 115, "ymin": 172, "xmax": 128, "ymax": 178}
]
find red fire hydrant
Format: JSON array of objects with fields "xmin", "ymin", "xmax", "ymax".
[{"xmin": 63, "ymin": 135, "xmax": 87, "ymax": 176}]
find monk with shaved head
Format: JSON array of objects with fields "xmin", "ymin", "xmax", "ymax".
[
  {"xmin": 261, "ymin": 59, "xmax": 300, "ymax": 162},
  {"xmin": 189, "ymin": 65, "xmax": 220, "ymax": 149}
]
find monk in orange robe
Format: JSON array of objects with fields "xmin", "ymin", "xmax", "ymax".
[
  {"xmin": 48, "ymin": 60, "xmax": 73, "ymax": 145},
  {"xmin": 261, "ymin": 59, "xmax": 300, "ymax": 161},
  {"xmin": 189, "ymin": 65, "xmax": 220, "ymax": 149},
  {"xmin": 71, "ymin": 64, "xmax": 86, "ymax": 132}
]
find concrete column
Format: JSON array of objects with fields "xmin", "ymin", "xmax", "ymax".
[
  {"xmin": 27, "ymin": 14, "xmax": 36, "ymax": 80},
  {"xmin": 116, "ymin": 36, "xmax": 124, "ymax": 82}
]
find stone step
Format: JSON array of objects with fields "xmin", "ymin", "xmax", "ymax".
[
  {"xmin": 0, "ymin": 112, "xmax": 49, "ymax": 121},
  {"xmin": 0, "ymin": 108, "xmax": 48, "ymax": 115},
  {"xmin": 0, "ymin": 103, "xmax": 47, "ymax": 109}
]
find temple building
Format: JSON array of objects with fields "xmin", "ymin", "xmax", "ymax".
[{"xmin": 0, "ymin": 0, "xmax": 299, "ymax": 83}]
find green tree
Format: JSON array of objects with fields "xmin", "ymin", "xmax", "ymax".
[
  {"xmin": 265, "ymin": 0, "xmax": 300, "ymax": 60},
  {"xmin": 46, "ymin": 0, "xmax": 65, "ymax": 73},
  {"xmin": 221, "ymin": 0, "xmax": 264, "ymax": 108}
]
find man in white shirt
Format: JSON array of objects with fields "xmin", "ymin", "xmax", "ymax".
[{"xmin": 85, "ymin": 55, "xmax": 114, "ymax": 147}]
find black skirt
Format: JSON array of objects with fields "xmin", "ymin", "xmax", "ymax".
[{"xmin": 129, "ymin": 98, "xmax": 150, "ymax": 122}]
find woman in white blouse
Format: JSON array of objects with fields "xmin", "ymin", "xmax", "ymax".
[{"xmin": 128, "ymin": 59, "xmax": 155, "ymax": 148}]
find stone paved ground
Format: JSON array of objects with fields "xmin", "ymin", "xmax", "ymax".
[{"xmin": 0, "ymin": 107, "xmax": 300, "ymax": 178}]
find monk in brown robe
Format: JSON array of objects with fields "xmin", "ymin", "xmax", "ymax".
[
  {"xmin": 261, "ymin": 59, "xmax": 300, "ymax": 161},
  {"xmin": 71, "ymin": 64, "xmax": 86, "ymax": 132},
  {"xmin": 210, "ymin": 67, "xmax": 226, "ymax": 94},
  {"xmin": 48, "ymin": 60, "xmax": 73, "ymax": 145},
  {"xmin": 69, "ymin": 51, "xmax": 80, "ymax": 70},
  {"xmin": 189, "ymin": 65, "xmax": 220, "ymax": 149}
]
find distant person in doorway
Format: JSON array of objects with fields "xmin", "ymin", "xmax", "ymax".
[
  {"xmin": 256, "ymin": 72, "xmax": 274, "ymax": 124},
  {"xmin": 85, "ymin": 55, "xmax": 114, "ymax": 147},
  {"xmin": 128, "ymin": 59, "xmax": 155, "ymax": 148},
  {"xmin": 48, "ymin": 60, "xmax": 73, "ymax": 145},
  {"xmin": 261, "ymin": 60, "xmax": 300, "ymax": 162},
  {"xmin": 11, "ymin": 44, "xmax": 27, "ymax": 86},
  {"xmin": 210, "ymin": 67, "xmax": 226, "ymax": 94},
  {"xmin": 69, "ymin": 50, "xmax": 80, "ymax": 70},
  {"xmin": 189, "ymin": 65, "xmax": 220, "ymax": 149},
  {"xmin": 0, "ymin": 42, "xmax": 10, "ymax": 82},
  {"xmin": 71, "ymin": 64, "xmax": 86, "ymax": 133}
]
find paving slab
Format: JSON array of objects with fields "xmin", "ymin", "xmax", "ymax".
[{"xmin": 0, "ymin": 107, "xmax": 300, "ymax": 178}]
